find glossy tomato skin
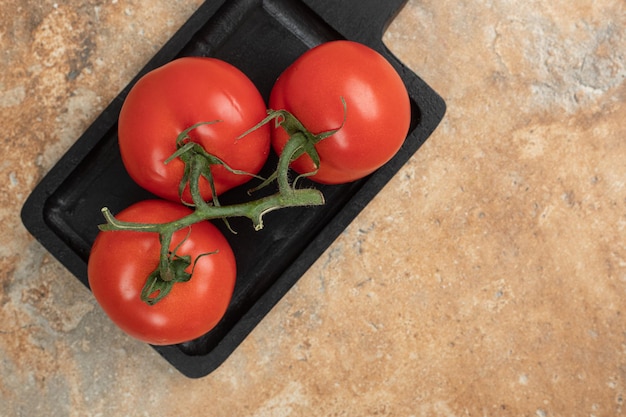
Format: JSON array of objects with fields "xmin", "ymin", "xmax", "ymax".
[
  {"xmin": 87, "ymin": 200, "xmax": 236, "ymax": 345},
  {"xmin": 119, "ymin": 57, "xmax": 270, "ymax": 203},
  {"xmin": 269, "ymin": 40, "xmax": 411, "ymax": 184}
]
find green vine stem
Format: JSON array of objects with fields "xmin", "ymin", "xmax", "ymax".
[{"xmin": 98, "ymin": 105, "xmax": 344, "ymax": 305}]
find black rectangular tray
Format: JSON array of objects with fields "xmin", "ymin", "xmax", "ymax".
[{"xmin": 21, "ymin": 0, "xmax": 446, "ymax": 378}]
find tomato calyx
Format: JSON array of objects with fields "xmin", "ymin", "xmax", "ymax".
[
  {"xmin": 141, "ymin": 254, "xmax": 191, "ymax": 305},
  {"xmin": 140, "ymin": 228, "xmax": 217, "ymax": 305},
  {"xmin": 165, "ymin": 121, "xmax": 263, "ymax": 208},
  {"xmin": 244, "ymin": 97, "xmax": 347, "ymax": 192}
]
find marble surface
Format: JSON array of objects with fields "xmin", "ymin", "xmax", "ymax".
[{"xmin": 2, "ymin": 0, "xmax": 625, "ymax": 415}]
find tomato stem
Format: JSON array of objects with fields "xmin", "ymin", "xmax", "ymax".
[{"xmin": 99, "ymin": 103, "xmax": 345, "ymax": 305}]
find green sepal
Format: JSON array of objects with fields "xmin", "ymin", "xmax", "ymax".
[
  {"xmin": 141, "ymin": 254, "xmax": 192, "ymax": 305},
  {"xmin": 141, "ymin": 250, "xmax": 217, "ymax": 306}
]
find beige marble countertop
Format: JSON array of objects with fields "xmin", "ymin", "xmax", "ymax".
[{"xmin": 2, "ymin": 0, "xmax": 625, "ymax": 415}]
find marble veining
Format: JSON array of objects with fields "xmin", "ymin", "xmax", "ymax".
[{"xmin": 1, "ymin": 0, "xmax": 625, "ymax": 415}]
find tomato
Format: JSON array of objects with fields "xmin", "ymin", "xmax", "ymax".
[
  {"xmin": 118, "ymin": 57, "xmax": 270, "ymax": 203},
  {"xmin": 87, "ymin": 200, "xmax": 236, "ymax": 345},
  {"xmin": 269, "ymin": 40, "xmax": 411, "ymax": 184}
]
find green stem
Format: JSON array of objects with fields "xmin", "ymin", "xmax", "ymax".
[
  {"xmin": 158, "ymin": 232, "xmax": 174, "ymax": 281},
  {"xmin": 99, "ymin": 102, "xmax": 345, "ymax": 305},
  {"xmin": 100, "ymin": 186, "xmax": 323, "ymax": 233}
]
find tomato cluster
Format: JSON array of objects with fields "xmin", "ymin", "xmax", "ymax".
[{"xmin": 87, "ymin": 40, "xmax": 411, "ymax": 346}]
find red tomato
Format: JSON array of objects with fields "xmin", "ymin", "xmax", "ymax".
[
  {"xmin": 87, "ymin": 200, "xmax": 236, "ymax": 345},
  {"xmin": 118, "ymin": 57, "xmax": 270, "ymax": 203},
  {"xmin": 269, "ymin": 40, "xmax": 411, "ymax": 184}
]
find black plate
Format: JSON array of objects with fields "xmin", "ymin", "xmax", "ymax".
[{"xmin": 21, "ymin": 0, "xmax": 446, "ymax": 378}]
